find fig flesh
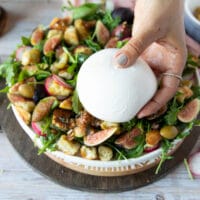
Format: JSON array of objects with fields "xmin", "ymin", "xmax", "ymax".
[
  {"xmin": 84, "ymin": 127, "xmax": 118, "ymax": 147},
  {"xmin": 115, "ymin": 128, "xmax": 141, "ymax": 149},
  {"xmin": 95, "ymin": 20, "xmax": 110, "ymax": 45},
  {"xmin": 32, "ymin": 96, "xmax": 57, "ymax": 122},
  {"xmin": 178, "ymin": 98, "xmax": 200, "ymax": 123}
]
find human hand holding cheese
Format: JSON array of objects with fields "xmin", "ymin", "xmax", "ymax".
[
  {"xmin": 77, "ymin": 49, "xmax": 157, "ymax": 122},
  {"xmin": 115, "ymin": 0, "xmax": 187, "ymax": 118}
]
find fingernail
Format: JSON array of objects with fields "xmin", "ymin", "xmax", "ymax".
[
  {"xmin": 116, "ymin": 54, "xmax": 128, "ymax": 67},
  {"xmin": 137, "ymin": 112, "xmax": 145, "ymax": 119},
  {"xmin": 137, "ymin": 114, "xmax": 143, "ymax": 119}
]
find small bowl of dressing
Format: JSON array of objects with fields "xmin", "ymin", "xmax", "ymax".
[{"xmin": 185, "ymin": 0, "xmax": 200, "ymax": 43}]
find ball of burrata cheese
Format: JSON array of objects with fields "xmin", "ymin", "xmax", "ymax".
[{"xmin": 77, "ymin": 48, "xmax": 157, "ymax": 123}]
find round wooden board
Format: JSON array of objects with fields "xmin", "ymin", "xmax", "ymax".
[{"xmin": 0, "ymin": 81, "xmax": 199, "ymax": 192}]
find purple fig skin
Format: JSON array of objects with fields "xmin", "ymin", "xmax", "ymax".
[
  {"xmin": 95, "ymin": 20, "xmax": 110, "ymax": 45},
  {"xmin": 178, "ymin": 98, "xmax": 200, "ymax": 123},
  {"xmin": 111, "ymin": 7, "xmax": 134, "ymax": 25}
]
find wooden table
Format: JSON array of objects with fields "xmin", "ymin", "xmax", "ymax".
[{"xmin": 0, "ymin": 0, "xmax": 200, "ymax": 199}]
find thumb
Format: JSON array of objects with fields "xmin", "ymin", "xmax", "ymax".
[{"xmin": 114, "ymin": 31, "xmax": 155, "ymax": 68}]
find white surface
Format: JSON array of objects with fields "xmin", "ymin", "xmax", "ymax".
[
  {"xmin": 77, "ymin": 49, "xmax": 157, "ymax": 122},
  {"xmin": 0, "ymin": 0, "xmax": 200, "ymax": 199}
]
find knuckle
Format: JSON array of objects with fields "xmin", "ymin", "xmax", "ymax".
[{"xmin": 125, "ymin": 39, "xmax": 144, "ymax": 56}]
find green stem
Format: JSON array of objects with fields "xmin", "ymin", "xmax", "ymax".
[{"xmin": 184, "ymin": 158, "xmax": 194, "ymax": 180}]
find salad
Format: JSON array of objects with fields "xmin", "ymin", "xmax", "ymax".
[{"xmin": 0, "ymin": 2, "xmax": 200, "ymax": 174}]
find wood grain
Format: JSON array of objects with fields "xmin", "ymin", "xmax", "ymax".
[{"xmin": 0, "ymin": 0, "xmax": 200, "ymax": 199}]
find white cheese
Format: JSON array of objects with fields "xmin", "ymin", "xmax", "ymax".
[{"xmin": 77, "ymin": 48, "xmax": 157, "ymax": 122}]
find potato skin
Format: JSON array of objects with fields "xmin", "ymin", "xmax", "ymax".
[
  {"xmin": 31, "ymin": 27, "xmax": 44, "ymax": 46},
  {"xmin": 57, "ymin": 135, "xmax": 80, "ymax": 155},
  {"xmin": 74, "ymin": 19, "xmax": 90, "ymax": 40},
  {"xmin": 98, "ymin": 145, "xmax": 113, "ymax": 161},
  {"xmin": 64, "ymin": 26, "xmax": 79, "ymax": 46},
  {"xmin": 7, "ymin": 93, "xmax": 35, "ymax": 113},
  {"xmin": 80, "ymin": 145, "xmax": 97, "ymax": 160}
]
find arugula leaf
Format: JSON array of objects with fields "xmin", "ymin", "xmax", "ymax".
[
  {"xmin": 38, "ymin": 132, "xmax": 61, "ymax": 155},
  {"xmin": 194, "ymin": 119, "xmax": 200, "ymax": 126},
  {"xmin": 186, "ymin": 54, "xmax": 200, "ymax": 68},
  {"xmin": 125, "ymin": 134, "xmax": 145, "ymax": 158},
  {"xmin": 85, "ymin": 38, "xmax": 101, "ymax": 52},
  {"xmin": 77, "ymin": 53, "xmax": 90, "ymax": 65},
  {"xmin": 121, "ymin": 118, "xmax": 137, "ymax": 132},
  {"xmin": 102, "ymin": 10, "xmax": 120, "ymax": 31},
  {"xmin": 42, "ymin": 52, "xmax": 55, "ymax": 65},
  {"xmin": 0, "ymin": 86, "xmax": 9, "ymax": 93},
  {"xmin": 72, "ymin": 90, "xmax": 83, "ymax": 114},
  {"xmin": 38, "ymin": 117, "xmax": 62, "ymax": 155},
  {"xmin": 155, "ymin": 139, "xmax": 173, "ymax": 174},
  {"xmin": 176, "ymin": 121, "xmax": 194, "ymax": 139},
  {"xmin": 165, "ymin": 97, "xmax": 182, "ymax": 125},
  {"xmin": 17, "ymin": 70, "xmax": 30, "ymax": 82},
  {"xmin": 21, "ymin": 36, "xmax": 31, "ymax": 46},
  {"xmin": 34, "ymin": 40, "xmax": 45, "ymax": 52},
  {"xmin": 51, "ymin": 99, "xmax": 59, "ymax": 110},
  {"xmin": 0, "ymin": 57, "xmax": 21, "ymax": 86},
  {"xmin": 63, "ymin": 47, "xmax": 77, "ymax": 64},
  {"xmin": 41, "ymin": 116, "xmax": 52, "ymax": 134},
  {"xmin": 35, "ymin": 70, "xmax": 51, "ymax": 81},
  {"xmin": 183, "ymin": 55, "xmax": 200, "ymax": 76},
  {"xmin": 66, "ymin": 74, "xmax": 77, "ymax": 87},
  {"xmin": 191, "ymin": 86, "xmax": 200, "ymax": 99},
  {"xmin": 66, "ymin": 3, "xmax": 101, "ymax": 20},
  {"xmin": 105, "ymin": 142, "xmax": 128, "ymax": 160},
  {"xmin": 67, "ymin": 63, "xmax": 78, "ymax": 75},
  {"xmin": 117, "ymin": 40, "xmax": 128, "ymax": 48}
]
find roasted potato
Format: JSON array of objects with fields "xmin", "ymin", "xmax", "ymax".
[
  {"xmin": 64, "ymin": 26, "xmax": 79, "ymax": 46},
  {"xmin": 98, "ymin": 145, "xmax": 113, "ymax": 161},
  {"xmin": 80, "ymin": 145, "xmax": 97, "ymax": 160},
  {"xmin": 57, "ymin": 135, "xmax": 80, "ymax": 155}
]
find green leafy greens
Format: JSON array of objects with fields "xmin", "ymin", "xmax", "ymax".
[
  {"xmin": 165, "ymin": 96, "xmax": 182, "ymax": 125},
  {"xmin": 155, "ymin": 139, "xmax": 173, "ymax": 174},
  {"xmin": 63, "ymin": 2, "xmax": 101, "ymax": 20},
  {"xmin": 72, "ymin": 90, "xmax": 83, "ymax": 114},
  {"xmin": 0, "ymin": 57, "xmax": 21, "ymax": 87}
]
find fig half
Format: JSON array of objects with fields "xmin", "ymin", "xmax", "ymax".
[
  {"xmin": 84, "ymin": 127, "xmax": 118, "ymax": 147},
  {"xmin": 95, "ymin": 20, "xmax": 110, "ymax": 45},
  {"xmin": 178, "ymin": 98, "xmax": 200, "ymax": 123},
  {"xmin": 32, "ymin": 96, "xmax": 57, "ymax": 122},
  {"xmin": 115, "ymin": 128, "xmax": 141, "ymax": 149}
]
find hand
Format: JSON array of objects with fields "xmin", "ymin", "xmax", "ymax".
[{"xmin": 114, "ymin": 0, "xmax": 187, "ymax": 118}]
